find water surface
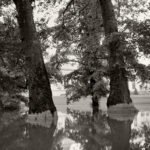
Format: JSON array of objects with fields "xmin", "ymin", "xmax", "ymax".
[{"xmin": 0, "ymin": 95, "xmax": 150, "ymax": 150}]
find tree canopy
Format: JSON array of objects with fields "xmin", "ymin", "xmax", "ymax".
[
  {"xmin": 0, "ymin": 0, "xmax": 149, "ymax": 108},
  {"xmin": 44, "ymin": 0, "xmax": 150, "ymax": 103}
]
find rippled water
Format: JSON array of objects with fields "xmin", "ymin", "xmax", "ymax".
[{"xmin": 0, "ymin": 95, "xmax": 150, "ymax": 150}]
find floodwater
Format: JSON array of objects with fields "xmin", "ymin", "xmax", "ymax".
[{"xmin": 0, "ymin": 95, "xmax": 150, "ymax": 150}]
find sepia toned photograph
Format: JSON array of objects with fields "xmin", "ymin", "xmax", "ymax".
[{"xmin": 0, "ymin": 0, "xmax": 150, "ymax": 149}]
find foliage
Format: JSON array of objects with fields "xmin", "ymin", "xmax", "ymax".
[
  {"xmin": 0, "ymin": 5, "xmax": 26, "ymax": 96},
  {"xmin": 1, "ymin": 0, "xmax": 150, "ymax": 105},
  {"xmin": 41, "ymin": 0, "xmax": 150, "ymax": 103},
  {"xmin": 0, "ymin": 0, "xmax": 66, "ymax": 101},
  {"xmin": 47, "ymin": 0, "xmax": 109, "ymax": 103},
  {"xmin": 131, "ymin": 124, "xmax": 150, "ymax": 149},
  {"xmin": 113, "ymin": 0, "xmax": 150, "ymax": 82},
  {"xmin": 65, "ymin": 0, "xmax": 150, "ymax": 103}
]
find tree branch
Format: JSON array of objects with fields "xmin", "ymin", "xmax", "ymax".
[
  {"xmin": 61, "ymin": 0, "xmax": 74, "ymax": 27},
  {"xmin": 62, "ymin": 0, "xmax": 74, "ymax": 15}
]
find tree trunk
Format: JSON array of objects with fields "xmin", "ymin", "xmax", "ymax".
[
  {"xmin": 90, "ymin": 77, "xmax": 99, "ymax": 110},
  {"xmin": 13, "ymin": 0, "xmax": 56, "ymax": 115},
  {"xmin": 99, "ymin": 0, "xmax": 132, "ymax": 107}
]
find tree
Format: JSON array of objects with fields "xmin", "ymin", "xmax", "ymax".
[
  {"xmin": 113, "ymin": 0, "xmax": 150, "ymax": 84},
  {"xmin": 47, "ymin": 0, "xmax": 109, "ymax": 105},
  {"xmin": 99, "ymin": 0, "xmax": 134, "ymax": 107},
  {"xmin": 13, "ymin": 0, "xmax": 57, "ymax": 115},
  {"xmin": 42, "ymin": 0, "xmax": 149, "ymax": 108}
]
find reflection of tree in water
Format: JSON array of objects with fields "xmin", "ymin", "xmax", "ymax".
[
  {"xmin": 130, "ymin": 124, "xmax": 150, "ymax": 150},
  {"xmin": 25, "ymin": 123, "xmax": 57, "ymax": 150},
  {"xmin": 108, "ymin": 118, "xmax": 132, "ymax": 150},
  {"xmin": 0, "ymin": 118, "xmax": 27, "ymax": 150},
  {"xmin": 65, "ymin": 108, "xmax": 141, "ymax": 150},
  {"xmin": 1, "ymin": 110, "xmax": 149, "ymax": 150},
  {"xmin": 65, "ymin": 108, "xmax": 111, "ymax": 150},
  {"xmin": 0, "ymin": 115, "xmax": 62, "ymax": 150}
]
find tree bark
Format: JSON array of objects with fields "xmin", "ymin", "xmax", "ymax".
[
  {"xmin": 99, "ymin": 0, "xmax": 132, "ymax": 107},
  {"xmin": 13, "ymin": 0, "xmax": 56, "ymax": 114}
]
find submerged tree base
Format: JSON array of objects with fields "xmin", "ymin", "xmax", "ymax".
[
  {"xmin": 107, "ymin": 103, "xmax": 138, "ymax": 121},
  {"xmin": 107, "ymin": 66, "xmax": 132, "ymax": 107},
  {"xmin": 26, "ymin": 110, "xmax": 58, "ymax": 127}
]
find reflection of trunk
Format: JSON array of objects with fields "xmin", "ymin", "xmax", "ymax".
[
  {"xmin": 108, "ymin": 118, "xmax": 131, "ymax": 150},
  {"xmin": 0, "ymin": 114, "xmax": 57, "ymax": 149},
  {"xmin": 13, "ymin": 0, "xmax": 56, "ymax": 114},
  {"xmin": 27, "ymin": 123, "xmax": 57, "ymax": 150},
  {"xmin": 99, "ymin": 0, "xmax": 132, "ymax": 107}
]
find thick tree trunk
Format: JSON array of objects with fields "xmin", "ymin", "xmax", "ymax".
[
  {"xmin": 13, "ymin": 0, "xmax": 56, "ymax": 115},
  {"xmin": 99, "ymin": 0, "xmax": 132, "ymax": 107}
]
